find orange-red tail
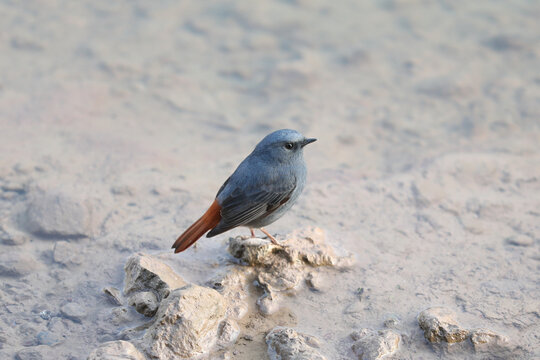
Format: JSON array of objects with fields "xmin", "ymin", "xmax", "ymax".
[{"xmin": 172, "ymin": 200, "xmax": 221, "ymax": 253}]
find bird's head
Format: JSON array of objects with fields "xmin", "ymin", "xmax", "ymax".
[{"xmin": 253, "ymin": 129, "xmax": 316, "ymax": 163}]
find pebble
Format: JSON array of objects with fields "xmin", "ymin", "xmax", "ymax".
[
  {"xmin": 15, "ymin": 348, "xmax": 44, "ymax": 360},
  {"xmin": 217, "ymin": 319, "xmax": 240, "ymax": 348},
  {"xmin": 0, "ymin": 252, "xmax": 39, "ymax": 277},
  {"xmin": 87, "ymin": 340, "xmax": 145, "ymax": 360},
  {"xmin": 0, "ymin": 224, "xmax": 27, "ymax": 245},
  {"xmin": 53, "ymin": 241, "xmax": 84, "ymax": 268},
  {"xmin": 128, "ymin": 291, "xmax": 159, "ymax": 317},
  {"xmin": 103, "ymin": 287, "xmax": 122, "ymax": 306},
  {"xmin": 123, "ymin": 253, "xmax": 187, "ymax": 300},
  {"xmin": 418, "ymin": 307, "xmax": 468, "ymax": 343},
  {"xmin": 143, "ymin": 285, "xmax": 227, "ymax": 360},
  {"xmin": 506, "ymin": 235, "xmax": 534, "ymax": 247},
  {"xmin": 305, "ymin": 271, "xmax": 323, "ymax": 291},
  {"xmin": 36, "ymin": 331, "xmax": 62, "ymax": 346},
  {"xmin": 60, "ymin": 302, "xmax": 87, "ymax": 323},
  {"xmin": 266, "ymin": 327, "xmax": 327, "ymax": 360},
  {"xmin": 351, "ymin": 328, "xmax": 400, "ymax": 360},
  {"xmin": 24, "ymin": 184, "xmax": 101, "ymax": 238}
]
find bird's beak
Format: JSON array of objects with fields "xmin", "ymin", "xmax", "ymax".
[{"xmin": 301, "ymin": 138, "xmax": 317, "ymax": 147}]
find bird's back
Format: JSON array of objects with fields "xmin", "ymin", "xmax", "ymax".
[{"xmin": 212, "ymin": 149, "xmax": 307, "ymax": 232}]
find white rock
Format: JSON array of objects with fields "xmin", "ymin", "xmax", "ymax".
[
  {"xmin": 305, "ymin": 271, "xmax": 323, "ymax": 291},
  {"xmin": 418, "ymin": 307, "xmax": 468, "ymax": 343},
  {"xmin": 60, "ymin": 302, "xmax": 87, "ymax": 323},
  {"xmin": 124, "ymin": 253, "xmax": 187, "ymax": 300},
  {"xmin": 266, "ymin": 327, "xmax": 326, "ymax": 360},
  {"xmin": 142, "ymin": 284, "xmax": 227, "ymax": 359},
  {"xmin": 0, "ymin": 224, "xmax": 27, "ymax": 245},
  {"xmin": 53, "ymin": 241, "xmax": 84, "ymax": 268},
  {"xmin": 228, "ymin": 227, "xmax": 353, "ymax": 268},
  {"xmin": 87, "ymin": 340, "xmax": 145, "ymax": 360},
  {"xmin": 351, "ymin": 329, "xmax": 400, "ymax": 360},
  {"xmin": 24, "ymin": 184, "xmax": 103, "ymax": 238},
  {"xmin": 103, "ymin": 287, "xmax": 123, "ymax": 306},
  {"xmin": 16, "ymin": 347, "xmax": 45, "ymax": 360},
  {"xmin": 0, "ymin": 251, "xmax": 39, "ymax": 277},
  {"xmin": 506, "ymin": 235, "xmax": 534, "ymax": 247},
  {"xmin": 36, "ymin": 330, "xmax": 63, "ymax": 346},
  {"xmin": 228, "ymin": 228, "xmax": 350, "ymax": 316},
  {"xmin": 257, "ymin": 292, "xmax": 282, "ymax": 316},
  {"xmin": 469, "ymin": 328, "xmax": 509, "ymax": 352},
  {"xmin": 216, "ymin": 319, "xmax": 240, "ymax": 348}
]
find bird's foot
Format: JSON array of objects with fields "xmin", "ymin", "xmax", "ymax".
[{"xmin": 259, "ymin": 228, "xmax": 282, "ymax": 246}]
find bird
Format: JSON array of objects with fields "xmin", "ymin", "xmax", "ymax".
[{"xmin": 172, "ymin": 129, "xmax": 316, "ymax": 253}]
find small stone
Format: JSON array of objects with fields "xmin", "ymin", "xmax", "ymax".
[
  {"xmin": 103, "ymin": 287, "xmax": 123, "ymax": 306},
  {"xmin": 103, "ymin": 287, "xmax": 122, "ymax": 306},
  {"xmin": 47, "ymin": 317, "xmax": 68, "ymax": 334},
  {"xmin": 87, "ymin": 340, "xmax": 145, "ymax": 360},
  {"xmin": 109, "ymin": 307, "xmax": 133, "ymax": 326},
  {"xmin": 17, "ymin": 323, "xmax": 38, "ymax": 346},
  {"xmin": 123, "ymin": 253, "xmax": 187, "ymax": 300},
  {"xmin": 383, "ymin": 315, "xmax": 400, "ymax": 328},
  {"xmin": 15, "ymin": 348, "xmax": 44, "ymax": 360},
  {"xmin": 257, "ymin": 292, "xmax": 281, "ymax": 316},
  {"xmin": 0, "ymin": 251, "xmax": 39, "ymax": 277},
  {"xmin": 0, "ymin": 225, "xmax": 27, "ymax": 245},
  {"xmin": 210, "ymin": 353, "xmax": 232, "ymax": 360},
  {"xmin": 0, "ymin": 327, "xmax": 11, "ymax": 349},
  {"xmin": 350, "ymin": 328, "xmax": 400, "ymax": 360},
  {"xmin": 39, "ymin": 310, "xmax": 52, "ymax": 321},
  {"xmin": 217, "ymin": 319, "xmax": 240, "ymax": 348},
  {"xmin": 53, "ymin": 241, "xmax": 84, "ymax": 268},
  {"xmin": 305, "ymin": 271, "xmax": 322, "ymax": 291},
  {"xmin": 266, "ymin": 327, "xmax": 326, "ymax": 360},
  {"xmin": 1, "ymin": 180, "xmax": 27, "ymax": 193},
  {"xmin": 469, "ymin": 328, "xmax": 509, "ymax": 352},
  {"xmin": 24, "ymin": 184, "xmax": 102, "ymax": 238},
  {"xmin": 60, "ymin": 302, "xmax": 87, "ymax": 323},
  {"xmin": 418, "ymin": 307, "xmax": 468, "ymax": 343},
  {"xmin": 36, "ymin": 331, "xmax": 62, "ymax": 346},
  {"xmin": 506, "ymin": 235, "xmax": 534, "ymax": 247},
  {"xmin": 142, "ymin": 284, "xmax": 227, "ymax": 359},
  {"xmin": 110, "ymin": 185, "xmax": 135, "ymax": 196},
  {"xmin": 128, "ymin": 291, "xmax": 158, "ymax": 317}
]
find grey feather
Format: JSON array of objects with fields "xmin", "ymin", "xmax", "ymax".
[{"xmin": 206, "ymin": 129, "xmax": 314, "ymax": 238}]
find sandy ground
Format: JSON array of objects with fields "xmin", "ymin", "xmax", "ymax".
[{"xmin": 0, "ymin": 1, "xmax": 539, "ymax": 359}]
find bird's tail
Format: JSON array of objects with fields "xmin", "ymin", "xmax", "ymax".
[{"xmin": 172, "ymin": 200, "xmax": 221, "ymax": 253}]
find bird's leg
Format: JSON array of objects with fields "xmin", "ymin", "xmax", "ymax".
[
  {"xmin": 259, "ymin": 227, "xmax": 280, "ymax": 245},
  {"xmin": 250, "ymin": 228, "xmax": 256, "ymax": 237}
]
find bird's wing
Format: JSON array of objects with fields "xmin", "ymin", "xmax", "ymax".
[{"xmin": 207, "ymin": 180, "xmax": 295, "ymax": 237}]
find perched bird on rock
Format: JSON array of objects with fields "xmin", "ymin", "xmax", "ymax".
[{"xmin": 172, "ymin": 129, "xmax": 316, "ymax": 253}]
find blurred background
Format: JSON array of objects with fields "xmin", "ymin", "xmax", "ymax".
[{"xmin": 0, "ymin": 1, "xmax": 539, "ymax": 359}]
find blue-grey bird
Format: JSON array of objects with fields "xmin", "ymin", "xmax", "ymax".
[{"xmin": 172, "ymin": 129, "xmax": 316, "ymax": 253}]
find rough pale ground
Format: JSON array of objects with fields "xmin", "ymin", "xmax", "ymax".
[{"xmin": 0, "ymin": 0, "xmax": 539, "ymax": 359}]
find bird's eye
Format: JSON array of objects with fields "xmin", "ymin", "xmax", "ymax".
[{"xmin": 285, "ymin": 143, "xmax": 294, "ymax": 150}]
